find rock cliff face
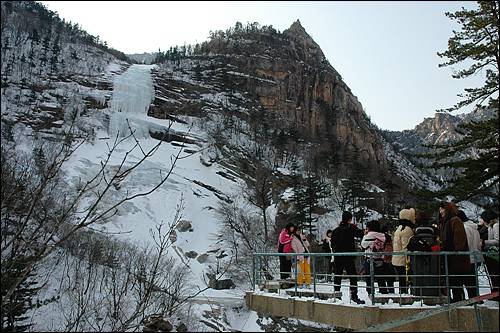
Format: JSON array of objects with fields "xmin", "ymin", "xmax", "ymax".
[
  {"xmin": 384, "ymin": 108, "xmax": 496, "ymax": 155},
  {"xmin": 383, "ymin": 108, "xmax": 496, "ymax": 184},
  {"xmin": 189, "ymin": 20, "xmax": 389, "ymax": 180}
]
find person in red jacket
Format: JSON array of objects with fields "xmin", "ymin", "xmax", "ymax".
[{"xmin": 278, "ymin": 223, "xmax": 295, "ymax": 280}]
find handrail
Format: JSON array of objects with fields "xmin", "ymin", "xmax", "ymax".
[
  {"xmin": 360, "ymin": 291, "xmax": 499, "ymax": 332},
  {"xmin": 254, "ymin": 251, "xmax": 489, "ymax": 256},
  {"xmin": 252, "ymin": 250, "xmax": 498, "ymax": 308}
]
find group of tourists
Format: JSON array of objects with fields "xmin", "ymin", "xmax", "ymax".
[{"xmin": 277, "ymin": 201, "xmax": 499, "ymax": 304}]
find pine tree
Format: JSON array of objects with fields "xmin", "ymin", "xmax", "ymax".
[
  {"xmin": 290, "ymin": 162, "xmax": 329, "ymax": 237},
  {"xmin": 433, "ymin": 1, "xmax": 499, "ymax": 208},
  {"xmin": 1, "ymin": 255, "xmax": 40, "ymax": 332},
  {"xmin": 302, "ymin": 173, "xmax": 330, "ymax": 236},
  {"xmin": 290, "ymin": 160, "xmax": 307, "ymax": 231}
]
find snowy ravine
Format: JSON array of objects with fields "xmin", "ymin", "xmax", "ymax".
[
  {"xmin": 72, "ymin": 64, "xmax": 245, "ymax": 286},
  {"xmin": 30, "ymin": 64, "xmax": 248, "ymax": 322}
]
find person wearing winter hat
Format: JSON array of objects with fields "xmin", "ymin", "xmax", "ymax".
[
  {"xmin": 392, "ymin": 208, "xmax": 416, "ymax": 294},
  {"xmin": 480, "ymin": 210, "xmax": 499, "ymax": 301},
  {"xmin": 458, "ymin": 210, "xmax": 483, "ymax": 299}
]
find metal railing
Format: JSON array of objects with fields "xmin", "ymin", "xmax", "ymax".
[{"xmin": 252, "ymin": 251, "xmax": 498, "ymax": 307}]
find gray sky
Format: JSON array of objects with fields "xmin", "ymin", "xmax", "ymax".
[{"xmin": 41, "ymin": 1, "xmax": 484, "ymax": 131}]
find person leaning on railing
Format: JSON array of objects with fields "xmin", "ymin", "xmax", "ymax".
[
  {"xmin": 392, "ymin": 208, "xmax": 416, "ymax": 294},
  {"xmin": 480, "ymin": 210, "xmax": 499, "ymax": 302}
]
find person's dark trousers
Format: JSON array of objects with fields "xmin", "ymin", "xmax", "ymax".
[
  {"xmin": 464, "ymin": 263, "xmax": 478, "ymax": 299},
  {"xmin": 365, "ymin": 265, "xmax": 387, "ymax": 296},
  {"xmin": 382, "ymin": 262, "xmax": 395, "ymax": 294},
  {"xmin": 449, "ymin": 270, "xmax": 465, "ymax": 303},
  {"xmin": 486, "ymin": 256, "xmax": 499, "ymax": 301},
  {"xmin": 334, "ymin": 257, "xmax": 359, "ymax": 296},
  {"xmin": 326, "ymin": 260, "xmax": 335, "ymax": 282},
  {"xmin": 279, "ymin": 255, "xmax": 292, "ymax": 280},
  {"xmin": 394, "ymin": 265, "xmax": 408, "ymax": 294}
]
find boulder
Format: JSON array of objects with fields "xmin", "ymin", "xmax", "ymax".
[
  {"xmin": 196, "ymin": 253, "xmax": 209, "ymax": 263},
  {"xmin": 206, "ymin": 273, "xmax": 236, "ymax": 290},
  {"xmin": 176, "ymin": 323, "xmax": 188, "ymax": 332},
  {"xmin": 143, "ymin": 316, "xmax": 173, "ymax": 332},
  {"xmin": 185, "ymin": 251, "xmax": 198, "ymax": 259},
  {"xmin": 169, "ymin": 230, "xmax": 177, "ymax": 243},
  {"xmin": 176, "ymin": 220, "xmax": 192, "ymax": 232}
]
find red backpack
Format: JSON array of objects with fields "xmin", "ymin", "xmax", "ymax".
[
  {"xmin": 382, "ymin": 235, "xmax": 393, "ymax": 263},
  {"xmin": 369, "ymin": 234, "xmax": 392, "ymax": 263}
]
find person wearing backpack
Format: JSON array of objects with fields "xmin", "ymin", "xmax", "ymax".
[
  {"xmin": 291, "ymin": 227, "xmax": 311, "ymax": 288},
  {"xmin": 331, "ymin": 211, "xmax": 365, "ymax": 304},
  {"xmin": 392, "ymin": 208, "xmax": 416, "ymax": 294},
  {"xmin": 361, "ymin": 220, "xmax": 388, "ymax": 297}
]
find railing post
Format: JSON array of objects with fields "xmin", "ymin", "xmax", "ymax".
[
  {"xmin": 252, "ymin": 254, "xmax": 256, "ymax": 291},
  {"xmin": 370, "ymin": 253, "xmax": 375, "ymax": 305},
  {"xmin": 474, "ymin": 259, "xmax": 480, "ymax": 300},
  {"xmin": 312, "ymin": 255, "xmax": 316, "ymax": 298},
  {"xmin": 444, "ymin": 253, "xmax": 450, "ymax": 305},
  {"xmin": 257, "ymin": 254, "xmax": 261, "ymax": 289},
  {"xmin": 295, "ymin": 254, "xmax": 298, "ymax": 297},
  {"xmin": 473, "ymin": 258, "xmax": 483, "ymax": 332}
]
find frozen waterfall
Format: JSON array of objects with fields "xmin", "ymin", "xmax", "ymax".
[{"xmin": 108, "ymin": 64, "xmax": 155, "ymax": 138}]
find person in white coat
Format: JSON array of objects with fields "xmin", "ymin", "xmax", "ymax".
[
  {"xmin": 392, "ymin": 208, "xmax": 416, "ymax": 294},
  {"xmin": 458, "ymin": 210, "xmax": 483, "ymax": 298},
  {"xmin": 480, "ymin": 211, "xmax": 499, "ymax": 301}
]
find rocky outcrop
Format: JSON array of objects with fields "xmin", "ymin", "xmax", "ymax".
[
  {"xmin": 382, "ymin": 108, "xmax": 497, "ymax": 184},
  {"xmin": 200, "ymin": 20, "xmax": 388, "ymax": 180}
]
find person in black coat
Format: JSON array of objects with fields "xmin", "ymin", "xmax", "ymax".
[{"xmin": 331, "ymin": 211, "xmax": 365, "ymax": 304}]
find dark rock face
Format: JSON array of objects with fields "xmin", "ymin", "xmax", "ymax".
[{"xmin": 199, "ymin": 20, "xmax": 388, "ymax": 180}]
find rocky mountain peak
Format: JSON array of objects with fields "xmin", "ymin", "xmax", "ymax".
[{"xmin": 286, "ymin": 19, "xmax": 309, "ymax": 37}]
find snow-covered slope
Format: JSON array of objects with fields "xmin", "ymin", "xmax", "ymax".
[{"xmin": 64, "ymin": 64, "xmax": 244, "ymax": 287}]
